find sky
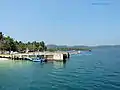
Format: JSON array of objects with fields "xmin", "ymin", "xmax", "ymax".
[{"xmin": 0, "ymin": 0, "xmax": 120, "ymax": 46}]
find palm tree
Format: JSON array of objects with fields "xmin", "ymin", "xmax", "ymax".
[
  {"xmin": 0, "ymin": 32, "xmax": 4, "ymax": 41},
  {"xmin": 39, "ymin": 41, "xmax": 47, "ymax": 51},
  {"xmin": 0, "ymin": 32, "xmax": 4, "ymax": 53}
]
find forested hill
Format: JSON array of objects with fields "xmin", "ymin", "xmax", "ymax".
[{"xmin": 0, "ymin": 32, "xmax": 47, "ymax": 53}]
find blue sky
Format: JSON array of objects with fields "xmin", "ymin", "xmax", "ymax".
[{"xmin": 0, "ymin": 0, "xmax": 120, "ymax": 46}]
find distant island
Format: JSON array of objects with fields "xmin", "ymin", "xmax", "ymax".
[{"xmin": 47, "ymin": 44, "xmax": 91, "ymax": 52}]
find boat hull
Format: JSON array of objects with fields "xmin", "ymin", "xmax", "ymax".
[{"xmin": 33, "ymin": 59, "xmax": 47, "ymax": 62}]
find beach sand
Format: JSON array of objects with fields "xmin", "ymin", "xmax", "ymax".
[{"xmin": 0, "ymin": 58, "xmax": 9, "ymax": 61}]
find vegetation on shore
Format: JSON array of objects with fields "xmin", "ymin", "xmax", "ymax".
[
  {"xmin": 0, "ymin": 32, "xmax": 47, "ymax": 53},
  {"xmin": 0, "ymin": 32, "xmax": 91, "ymax": 53}
]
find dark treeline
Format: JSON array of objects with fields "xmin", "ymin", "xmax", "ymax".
[
  {"xmin": 0, "ymin": 32, "xmax": 47, "ymax": 53},
  {"xmin": 47, "ymin": 48, "xmax": 91, "ymax": 52}
]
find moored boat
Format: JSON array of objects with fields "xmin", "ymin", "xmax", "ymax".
[
  {"xmin": 25, "ymin": 55, "xmax": 47, "ymax": 62},
  {"xmin": 32, "ymin": 57, "xmax": 46, "ymax": 62}
]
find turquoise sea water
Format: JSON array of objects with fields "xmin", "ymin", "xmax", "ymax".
[{"xmin": 0, "ymin": 48, "xmax": 120, "ymax": 90}]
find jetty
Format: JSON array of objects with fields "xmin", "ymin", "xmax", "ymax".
[{"xmin": 0, "ymin": 51, "xmax": 70, "ymax": 61}]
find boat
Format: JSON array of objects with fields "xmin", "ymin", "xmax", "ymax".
[
  {"xmin": 25, "ymin": 57, "xmax": 33, "ymax": 61},
  {"xmin": 89, "ymin": 49, "xmax": 92, "ymax": 52},
  {"xmin": 32, "ymin": 57, "xmax": 45, "ymax": 62},
  {"xmin": 25, "ymin": 55, "xmax": 47, "ymax": 62},
  {"xmin": 32, "ymin": 58, "xmax": 44, "ymax": 62}
]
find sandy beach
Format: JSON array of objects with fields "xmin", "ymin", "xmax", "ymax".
[{"xmin": 0, "ymin": 58, "xmax": 9, "ymax": 61}]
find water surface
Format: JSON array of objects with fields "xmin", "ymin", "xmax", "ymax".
[{"xmin": 0, "ymin": 48, "xmax": 120, "ymax": 90}]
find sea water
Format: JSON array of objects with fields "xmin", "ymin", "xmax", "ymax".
[{"xmin": 0, "ymin": 48, "xmax": 120, "ymax": 90}]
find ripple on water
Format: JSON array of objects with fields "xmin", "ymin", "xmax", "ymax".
[
  {"xmin": 48, "ymin": 69, "xmax": 83, "ymax": 89},
  {"xmin": 0, "ymin": 49, "xmax": 120, "ymax": 90}
]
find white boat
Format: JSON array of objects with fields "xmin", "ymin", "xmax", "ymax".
[
  {"xmin": 25, "ymin": 57, "xmax": 33, "ymax": 61},
  {"xmin": 0, "ymin": 58, "xmax": 9, "ymax": 61}
]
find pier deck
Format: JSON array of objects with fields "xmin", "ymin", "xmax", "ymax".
[{"xmin": 0, "ymin": 51, "xmax": 70, "ymax": 61}]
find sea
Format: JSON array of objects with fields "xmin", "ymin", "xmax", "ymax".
[{"xmin": 0, "ymin": 48, "xmax": 120, "ymax": 90}]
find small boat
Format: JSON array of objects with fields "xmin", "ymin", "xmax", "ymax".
[
  {"xmin": 25, "ymin": 55, "xmax": 47, "ymax": 62},
  {"xmin": 89, "ymin": 49, "xmax": 92, "ymax": 52},
  {"xmin": 25, "ymin": 57, "xmax": 33, "ymax": 61},
  {"xmin": 32, "ymin": 57, "xmax": 47, "ymax": 62}
]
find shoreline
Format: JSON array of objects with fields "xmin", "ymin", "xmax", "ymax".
[{"xmin": 0, "ymin": 58, "xmax": 10, "ymax": 61}]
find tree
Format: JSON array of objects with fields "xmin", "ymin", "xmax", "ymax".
[
  {"xmin": 0, "ymin": 32, "xmax": 48, "ymax": 53},
  {"xmin": 0, "ymin": 32, "xmax": 5, "ymax": 53},
  {"xmin": 4, "ymin": 36, "xmax": 17, "ymax": 52},
  {"xmin": 35, "ymin": 42, "xmax": 40, "ymax": 51},
  {"xmin": 0, "ymin": 32, "xmax": 3, "ymax": 40},
  {"xmin": 16, "ymin": 41, "xmax": 26, "ymax": 52},
  {"xmin": 39, "ymin": 41, "xmax": 47, "ymax": 51}
]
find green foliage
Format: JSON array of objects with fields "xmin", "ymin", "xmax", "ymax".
[
  {"xmin": 0, "ymin": 32, "xmax": 3, "ymax": 40},
  {"xmin": 47, "ymin": 48, "xmax": 57, "ymax": 52},
  {"xmin": 0, "ymin": 32, "xmax": 4, "ymax": 52},
  {"xmin": 4, "ymin": 36, "xmax": 17, "ymax": 52},
  {"xmin": 0, "ymin": 32, "xmax": 47, "ymax": 53}
]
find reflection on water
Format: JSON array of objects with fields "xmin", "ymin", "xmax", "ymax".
[
  {"xmin": 53, "ymin": 61, "xmax": 66, "ymax": 69},
  {"xmin": 0, "ymin": 60, "xmax": 33, "ymax": 69},
  {"xmin": 1, "ymin": 60, "xmax": 67, "ymax": 69}
]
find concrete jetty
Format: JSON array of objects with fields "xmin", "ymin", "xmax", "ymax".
[{"xmin": 0, "ymin": 51, "xmax": 70, "ymax": 61}]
